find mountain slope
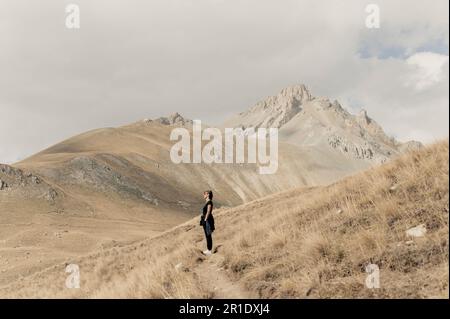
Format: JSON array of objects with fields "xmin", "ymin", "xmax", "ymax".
[
  {"xmin": 0, "ymin": 116, "xmax": 354, "ymax": 286},
  {"xmin": 1, "ymin": 140, "xmax": 447, "ymax": 298},
  {"xmin": 1, "ymin": 84, "xmax": 423, "ymax": 289},
  {"xmin": 224, "ymin": 85, "xmax": 421, "ymax": 165},
  {"xmin": 223, "ymin": 85, "xmax": 313, "ymax": 129}
]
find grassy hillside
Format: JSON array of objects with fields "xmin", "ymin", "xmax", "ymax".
[{"xmin": 1, "ymin": 141, "xmax": 448, "ymax": 298}]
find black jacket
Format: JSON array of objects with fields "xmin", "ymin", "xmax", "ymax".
[{"xmin": 200, "ymin": 200, "xmax": 215, "ymax": 232}]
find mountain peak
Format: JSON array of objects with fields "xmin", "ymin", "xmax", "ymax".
[
  {"xmin": 357, "ymin": 109, "xmax": 371, "ymax": 125},
  {"xmin": 279, "ymin": 84, "xmax": 312, "ymax": 100},
  {"xmin": 223, "ymin": 84, "xmax": 314, "ymax": 129},
  {"xmin": 223, "ymin": 84, "xmax": 424, "ymax": 164},
  {"xmin": 155, "ymin": 113, "xmax": 193, "ymax": 126}
]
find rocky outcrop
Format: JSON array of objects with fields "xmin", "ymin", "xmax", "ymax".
[
  {"xmin": 155, "ymin": 112, "xmax": 193, "ymax": 127},
  {"xmin": 327, "ymin": 134, "xmax": 387, "ymax": 164},
  {"xmin": 224, "ymin": 84, "xmax": 313, "ymax": 129},
  {"xmin": 224, "ymin": 84, "xmax": 422, "ymax": 164},
  {"xmin": 59, "ymin": 155, "xmax": 160, "ymax": 205},
  {"xmin": 0, "ymin": 179, "xmax": 7, "ymax": 190},
  {"xmin": 0, "ymin": 164, "xmax": 43, "ymax": 187},
  {"xmin": 0, "ymin": 163, "xmax": 58, "ymax": 202}
]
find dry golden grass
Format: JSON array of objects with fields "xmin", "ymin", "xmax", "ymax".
[
  {"xmin": 216, "ymin": 140, "xmax": 449, "ymax": 298},
  {"xmin": 1, "ymin": 141, "xmax": 448, "ymax": 298}
]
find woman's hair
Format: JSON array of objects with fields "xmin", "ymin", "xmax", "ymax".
[{"xmin": 204, "ymin": 190, "xmax": 213, "ymax": 200}]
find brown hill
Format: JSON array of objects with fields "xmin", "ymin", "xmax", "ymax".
[
  {"xmin": 1, "ymin": 140, "xmax": 447, "ymax": 298},
  {"xmin": 0, "ymin": 85, "xmax": 424, "ymax": 291}
]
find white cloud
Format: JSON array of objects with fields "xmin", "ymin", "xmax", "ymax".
[{"xmin": 405, "ymin": 52, "xmax": 449, "ymax": 90}]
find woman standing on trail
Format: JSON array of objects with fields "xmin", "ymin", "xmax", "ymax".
[{"xmin": 200, "ymin": 190, "xmax": 215, "ymax": 256}]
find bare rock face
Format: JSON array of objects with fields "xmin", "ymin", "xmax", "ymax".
[
  {"xmin": 224, "ymin": 84, "xmax": 422, "ymax": 164},
  {"xmin": 223, "ymin": 84, "xmax": 313, "ymax": 129},
  {"xmin": 356, "ymin": 109, "xmax": 389, "ymax": 140},
  {"xmin": 0, "ymin": 179, "xmax": 7, "ymax": 190},
  {"xmin": 327, "ymin": 134, "xmax": 382, "ymax": 162},
  {"xmin": 155, "ymin": 112, "xmax": 193, "ymax": 127},
  {"xmin": 45, "ymin": 188, "xmax": 58, "ymax": 202},
  {"xmin": 0, "ymin": 163, "xmax": 58, "ymax": 202},
  {"xmin": 54, "ymin": 155, "xmax": 160, "ymax": 206},
  {"xmin": 0, "ymin": 164, "xmax": 42, "ymax": 187}
]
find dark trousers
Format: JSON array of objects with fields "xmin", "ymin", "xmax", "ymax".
[{"xmin": 203, "ymin": 224, "xmax": 213, "ymax": 250}]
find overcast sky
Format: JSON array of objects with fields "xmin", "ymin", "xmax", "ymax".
[{"xmin": 0, "ymin": 0, "xmax": 448, "ymax": 163}]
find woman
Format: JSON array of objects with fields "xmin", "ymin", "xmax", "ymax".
[{"xmin": 200, "ymin": 190, "xmax": 215, "ymax": 256}]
